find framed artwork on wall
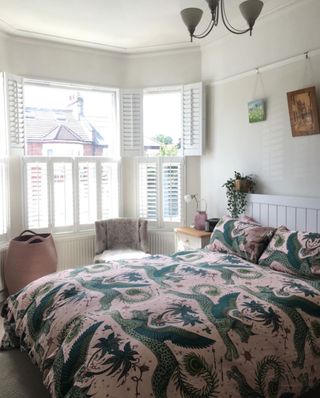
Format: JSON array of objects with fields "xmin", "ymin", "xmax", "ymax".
[
  {"xmin": 287, "ymin": 86, "xmax": 320, "ymax": 137},
  {"xmin": 248, "ymin": 99, "xmax": 266, "ymax": 123}
]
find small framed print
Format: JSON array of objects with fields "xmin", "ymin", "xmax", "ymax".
[
  {"xmin": 248, "ymin": 99, "xmax": 266, "ymax": 123},
  {"xmin": 287, "ymin": 86, "xmax": 320, "ymax": 137}
]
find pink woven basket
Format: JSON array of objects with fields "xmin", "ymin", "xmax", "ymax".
[{"xmin": 4, "ymin": 230, "xmax": 57, "ymax": 295}]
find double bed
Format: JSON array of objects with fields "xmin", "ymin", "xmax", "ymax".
[{"xmin": 1, "ymin": 194, "xmax": 320, "ymax": 398}]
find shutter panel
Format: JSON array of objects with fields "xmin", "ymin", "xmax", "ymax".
[
  {"xmin": 52, "ymin": 161, "xmax": 74, "ymax": 229},
  {"xmin": 78, "ymin": 161, "xmax": 97, "ymax": 226},
  {"xmin": 138, "ymin": 161, "xmax": 158, "ymax": 221},
  {"xmin": 101, "ymin": 162, "xmax": 119, "ymax": 219},
  {"xmin": 182, "ymin": 82, "xmax": 205, "ymax": 156},
  {"xmin": 120, "ymin": 89, "xmax": 143, "ymax": 157},
  {"xmin": 162, "ymin": 161, "xmax": 183, "ymax": 223},
  {"xmin": 25, "ymin": 161, "xmax": 49, "ymax": 229},
  {"xmin": 5, "ymin": 74, "xmax": 25, "ymax": 150}
]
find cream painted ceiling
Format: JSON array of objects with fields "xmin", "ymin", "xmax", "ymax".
[{"xmin": 0, "ymin": 0, "xmax": 299, "ymax": 53}]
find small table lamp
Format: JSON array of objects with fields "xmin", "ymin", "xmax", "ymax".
[{"xmin": 184, "ymin": 193, "xmax": 207, "ymax": 230}]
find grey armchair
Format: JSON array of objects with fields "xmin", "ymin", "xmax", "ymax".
[{"xmin": 94, "ymin": 218, "xmax": 149, "ymax": 263}]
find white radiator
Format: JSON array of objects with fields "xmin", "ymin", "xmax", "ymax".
[
  {"xmin": 0, "ymin": 231, "xmax": 176, "ymax": 288},
  {"xmin": 55, "ymin": 230, "xmax": 175, "ymax": 270},
  {"xmin": 148, "ymin": 230, "xmax": 175, "ymax": 255},
  {"xmin": 55, "ymin": 234, "xmax": 96, "ymax": 271}
]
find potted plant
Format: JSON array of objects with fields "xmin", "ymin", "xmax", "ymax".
[{"xmin": 223, "ymin": 171, "xmax": 255, "ymax": 218}]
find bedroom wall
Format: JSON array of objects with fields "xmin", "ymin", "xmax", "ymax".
[{"xmin": 200, "ymin": 0, "xmax": 320, "ymax": 218}]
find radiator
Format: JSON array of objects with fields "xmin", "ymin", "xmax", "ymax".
[
  {"xmin": 0, "ymin": 231, "xmax": 176, "ymax": 285},
  {"xmin": 148, "ymin": 230, "xmax": 175, "ymax": 255},
  {"xmin": 55, "ymin": 234, "xmax": 96, "ymax": 271},
  {"xmin": 55, "ymin": 230, "xmax": 175, "ymax": 270}
]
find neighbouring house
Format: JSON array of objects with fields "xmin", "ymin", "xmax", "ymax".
[{"xmin": 25, "ymin": 107, "xmax": 108, "ymax": 156}]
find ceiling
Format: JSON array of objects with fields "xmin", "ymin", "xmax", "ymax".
[{"xmin": 0, "ymin": 0, "xmax": 300, "ymax": 53}]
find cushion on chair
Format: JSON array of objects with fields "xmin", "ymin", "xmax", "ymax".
[
  {"xmin": 94, "ymin": 249, "xmax": 150, "ymax": 263},
  {"xmin": 95, "ymin": 218, "xmax": 149, "ymax": 255}
]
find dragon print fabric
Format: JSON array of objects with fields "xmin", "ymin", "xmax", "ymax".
[{"xmin": 1, "ymin": 250, "xmax": 320, "ymax": 398}]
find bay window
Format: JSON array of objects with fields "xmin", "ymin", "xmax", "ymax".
[{"xmin": 2, "ymin": 72, "xmax": 204, "ymax": 237}]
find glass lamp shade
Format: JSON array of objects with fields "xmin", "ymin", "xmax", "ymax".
[
  {"xmin": 239, "ymin": 0, "xmax": 264, "ymax": 29},
  {"xmin": 180, "ymin": 8, "xmax": 203, "ymax": 35},
  {"xmin": 184, "ymin": 194, "xmax": 193, "ymax": 204}
]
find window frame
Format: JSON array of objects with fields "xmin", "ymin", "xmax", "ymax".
[{"xmin": 136, "ymin": 156, "xmax": 185, "ymax": 230}]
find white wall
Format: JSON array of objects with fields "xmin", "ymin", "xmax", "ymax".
[{"xmin": 201, "ymin": 0, "xmax": 320, "ymax": 218}]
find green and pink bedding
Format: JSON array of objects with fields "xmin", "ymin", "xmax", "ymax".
[{"xmin": 1, "ymin": 250, "xmax": 320, "ymax": 397}]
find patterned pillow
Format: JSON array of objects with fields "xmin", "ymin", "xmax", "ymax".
[
  {"xmin": 258, "ymin": 226, "xmax": 320, "ymax": 277},
  {"xmin": 206, "ymin": 215, "xmax": 275, "ymax": 263}
]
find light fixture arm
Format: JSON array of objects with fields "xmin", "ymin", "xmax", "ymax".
[
  {"xmin": 181, "ymin": 0, "xmax": 263, "ymax": 42},
  {"xmin": 220, "ymin": 0, "xmax": 251, "ymax": 35}
]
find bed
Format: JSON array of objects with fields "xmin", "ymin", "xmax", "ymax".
[{"xmin": 1, "ymin": 194, "xmax": 320, "ymax": 398}]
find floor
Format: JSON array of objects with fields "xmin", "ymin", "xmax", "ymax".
[{"xmin": 0, "ymin": 317, "xmax": 50, "ymax": 398}]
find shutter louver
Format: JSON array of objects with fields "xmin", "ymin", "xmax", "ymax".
[
  {"xmin": 6, "ymin": 74, "xmax": 25, "ymax": 150},
  {"xmin": 101, "ymin": 162, "xmax": 119, "ymax": 219},
  {"xmin": 53, "ymin": 162, "xmax": 73, "ymax": 229},
  {"xmin": 182, "ymin": 82, "xmax": 205, "ymax": 156},
  {"xmin": 162, "ymin": 161, "xmax": 183, "ymax": 223},
  {"xmin": 138, "ymin": 162, "xmax": 158, "ymax": 221},
  {"xmin": 120, "ymin": 89, "xmax": 143, "ymax": 157},
  {"xmin": 78, "ymin": 162, "xmax": 97, "ymax": 226},
  {"xmin": 26, "ymin": 162, "xmax": 49, "ymax": 229}
]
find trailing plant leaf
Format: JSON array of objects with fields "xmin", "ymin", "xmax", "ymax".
[{"xmin": 222, "ymin": 171, "xmax": 255, "ymax": 218}]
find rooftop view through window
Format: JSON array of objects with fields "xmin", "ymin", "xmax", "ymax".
[{"xmin": 24, "ymin": 83, "xmax": 117, "ymax": 157}]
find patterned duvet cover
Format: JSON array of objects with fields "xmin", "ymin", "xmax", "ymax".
[{"xmin": 1, "ymin": 250, "xmax": 320, "ymax": 398}]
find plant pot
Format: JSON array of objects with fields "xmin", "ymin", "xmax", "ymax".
[{"xmin": 234, "ymin": 179, "xmax": 250, "ymax": 193}]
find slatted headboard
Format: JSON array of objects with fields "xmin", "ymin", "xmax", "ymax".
[{"xmin": 246, "ymin": 194, "xmax": 320, "ymax": 233}]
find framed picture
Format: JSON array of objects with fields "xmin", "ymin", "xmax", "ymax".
[
  {"xmin": 287, "ymin": 86, "xmax": 320, "ymax": 137},
  {"xmin": 248, "ymin": 99, "xmax": 266, "ymax": 123}
]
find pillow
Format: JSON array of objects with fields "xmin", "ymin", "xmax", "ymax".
[
  {"xmin": 258, "ymin": 226, "xmax": 320, "ymax": 277},
  {"xmin": 206, "ymin": 215, "xmax": 275, "ymax": 263}
]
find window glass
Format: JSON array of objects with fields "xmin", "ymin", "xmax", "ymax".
[
  {"xmin": 24, "ymin": 84, "xmax": 117, "ymax": 157},
  {"xmin": 143, "ymin": 90, "xmax": 182, "ymax": 156}
]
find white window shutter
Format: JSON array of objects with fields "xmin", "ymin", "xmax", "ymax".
[
  {"xmin": 5, "ymin": 74, "xmax": 25, "ymax": 150},
  {"xmin": 78, "ymin": 161, "xmax": 97, "ymax": 226},
  {"xmin": 120, "ymin": 89, "xmax": 143, "ymax": 157},
  {"xmin": 162, "ymin": 160, "xmax": 183, "ymax": 223},
  {"xmin": 25, "ymin": 161, "xmax": 49, "ymax": 229},
  {"xmin": 100, "ymin": 162, "xmax": 119, "ymax": 219},
  {"xmin": 182, "ymin": 82, "xmax": 205, "ymax": 156},
  {"xmin": 138, "ymin": 160, "xmax": 158, "ymax": 222},
  {"xmin": 52, "ymin": 161, "xmax": 74, "ymax": 230}
]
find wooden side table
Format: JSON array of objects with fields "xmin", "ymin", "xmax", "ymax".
[{"xmin": 174, "ymin": 227, "xmax": 212, "ymax": 252}]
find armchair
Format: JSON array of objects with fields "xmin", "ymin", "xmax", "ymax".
[{"xmin": 94, "ymin": 218, "xmax": 149, "ymax": 263}]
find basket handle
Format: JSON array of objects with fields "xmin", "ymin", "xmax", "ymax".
[{"xmin": 19, "ymin": 230, "xmax": 38, "ymax": 237}]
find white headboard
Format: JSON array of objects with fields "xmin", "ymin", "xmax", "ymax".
[{"xmin": 246, "ymin": 194, "xmax": 320, "ymax": 233}]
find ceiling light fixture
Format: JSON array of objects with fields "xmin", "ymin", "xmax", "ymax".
[{"xmin": 181, "ymin": 0, "xmax": 264, "ymax": 42}]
